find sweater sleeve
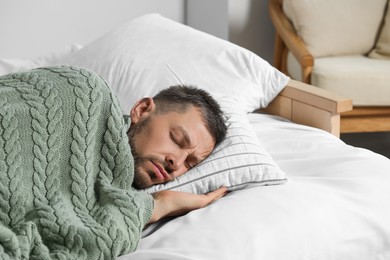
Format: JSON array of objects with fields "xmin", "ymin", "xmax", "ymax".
[{"xmin": 0, "ymin": 66, "xmax": 155, "ymax": 259}]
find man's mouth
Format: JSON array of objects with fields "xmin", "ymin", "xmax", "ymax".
[{"xmin": 151, "ymin": 161, "xmax": 169, "ymax": 181}]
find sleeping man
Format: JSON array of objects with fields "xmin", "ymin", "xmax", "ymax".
[
  {"xmin": 0, "ymin": 66, "xmax": 227, "ymax": 259},
  {"xmin": 127, "ymin": 84, "xmax": 228, "ymax": 223}
]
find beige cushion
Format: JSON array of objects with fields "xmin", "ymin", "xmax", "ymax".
[
  {"xmin": 311, "ymin": 56, "xmax": 390, "ymax": 106},
  {"xmin": 369, "ymin": 2, "xmax": 390, "ymax": 59},
  {"xmin": 283, "ymin": 0, "xmax": 387, "ymax": 58},
  {"xmin": 286, "ymin": 53, "xmax": 390, "ymax": 105}
]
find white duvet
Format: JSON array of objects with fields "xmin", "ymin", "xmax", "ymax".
[{"xmin": 120, "ymin": 113, "xmax": 390, "ymax": 260}]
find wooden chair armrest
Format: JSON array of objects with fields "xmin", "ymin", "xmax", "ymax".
[
  {"xmin": 269, "ymin": 0, "xmax": 314, "ymax": 82},
  {"xmin": 262, "ymin": 79, "xmax": 353, "ymax": 137}
]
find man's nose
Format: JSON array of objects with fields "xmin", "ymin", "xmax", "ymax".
[{"xmin": 166, "ymin": 152, "xmax": 186, "ymax": 172}]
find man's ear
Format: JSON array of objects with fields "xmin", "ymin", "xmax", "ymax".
[{"xmin": 130, "ymin": 97, "xmax": 156, "ymax": 124}]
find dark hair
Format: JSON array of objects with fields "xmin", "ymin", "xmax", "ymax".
[{"xmin": 153, "ymin": 85, "xmax": 227, "ymax": 146}]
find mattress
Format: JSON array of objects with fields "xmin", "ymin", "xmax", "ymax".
[{"xmin": 119, "ymin": 113, "xmax": 390, "ymax": 260}]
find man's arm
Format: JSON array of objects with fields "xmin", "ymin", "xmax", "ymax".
[{"xmin": 149, "ymin": 187, "xmax": 228, "ymax": 223}]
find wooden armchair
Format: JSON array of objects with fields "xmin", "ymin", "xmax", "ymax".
[{"xmin": 269, "ymin": 0, "xmax": 390, "ymax": 133}]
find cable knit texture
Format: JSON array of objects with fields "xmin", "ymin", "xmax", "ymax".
[{"xmin": 0, "ymin": 66, "xmax": 153, "ymax": 259}]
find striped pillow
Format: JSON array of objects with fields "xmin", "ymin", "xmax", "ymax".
[{"xmin": 144, "ymin": 98, "xmax": 287, "ymax": 194}]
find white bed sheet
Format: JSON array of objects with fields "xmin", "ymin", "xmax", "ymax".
[{"xmin": 119, "ymin": 113, "xmax": 390, "ymax": 260}]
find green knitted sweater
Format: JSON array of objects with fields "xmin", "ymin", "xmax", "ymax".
[{"xmin": 0, "ymin": 66, "xmax": 153, "ymax": 259}]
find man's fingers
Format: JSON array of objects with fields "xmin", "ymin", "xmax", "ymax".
[
  {"xmin": 150, "ymin": 187, "xmax": 229, "ymax": 223},
  {"xmin": 205, "ymin": 186, "xmax": 229, "ymax": 203}
]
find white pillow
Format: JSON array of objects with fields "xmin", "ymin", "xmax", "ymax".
[
  {"xmin": 61, "ymin": 13, "xmax": 289, "ymax": 114},
  {"xmin": 283, "ymin": 0, "xmax": 387, "ymax": 57},
  {"xmin": 0, "ymin": 44, "xmax": 82, "ymax": 76},
  {"xmin": 144, "ymin": 97, "xmax": 288, "ymax": 194}
]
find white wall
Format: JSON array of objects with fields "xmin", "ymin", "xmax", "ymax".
[
  {"xmin": 185, "ymin": 0, "xmax": 276, "ymax": 64},
  {"xmin": 0, "ymin": 0, "xmax": 185, "ymax": 58},
  {"xmin": 186, "ymin": 0, "xmax": 229, "ymax": 40},
  {"xmin": 0, "ymin": 0, "xmax": 276, "ymax": 64},
  {"xmin": 229, "ymin": 0, "xmax": 276, "ymax": 64}
]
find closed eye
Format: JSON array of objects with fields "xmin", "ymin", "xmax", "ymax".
[
  {"xmin": 170, "ymin": 132, "xmax": 184, "ymax": 148},
  {"xmin": 170, "ymin": 125, "xmax": 192, "ymax": 148}
]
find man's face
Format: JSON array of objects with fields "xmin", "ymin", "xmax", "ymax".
[{"xmin": 128, "ymin": 105, "xmax": 215, "ymax": 189}]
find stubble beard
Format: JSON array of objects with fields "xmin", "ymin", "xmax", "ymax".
[
  {"xmin": 127, "ymin": 116, "xmax": 173, "ymax": 189},
  {"xmin": 127, "ymin": 118, "xmax": 152, "ymax": 189},
  {"xmin": 127, "ymin": 118, "xmax": 168, "ymax": 189}
]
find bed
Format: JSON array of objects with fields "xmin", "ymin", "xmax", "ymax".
[
  {"xmin": 123, "ymin": 113, "xmax": 390, "ymax": 260},
  {"xmin": 1, "ymin": 12, "xmax": 390, "ymax": 260}
]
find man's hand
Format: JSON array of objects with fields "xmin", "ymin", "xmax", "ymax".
[{"xmin": 149, "ymin": 187, "xmax": 228, "ymax": 224}]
